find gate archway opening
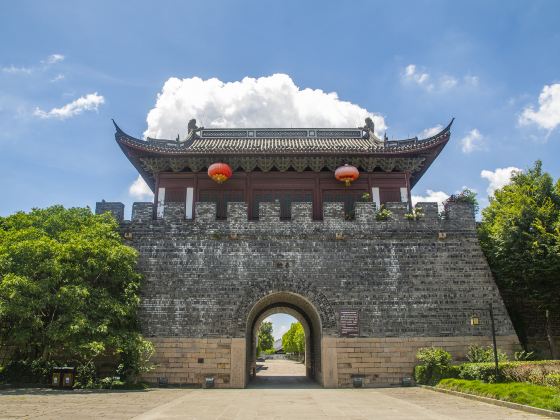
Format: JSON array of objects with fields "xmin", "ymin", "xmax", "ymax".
[{"xmin": 245, "ymin": 292, "xmax": 323, "ymax": 387}]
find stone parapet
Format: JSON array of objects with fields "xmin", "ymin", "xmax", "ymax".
[
  {"xmin": 323, "ymin": 202, "xmax": 345, "ymax": 222},
  {"xmin": 100, "ymin": 200, "xmax": 475, "ymax": 232},
  {"xmin": 194, "ymin": 202, "xmax": 216, "ymax": 222},
  {"xmin": 414, "ymin": 202, "xmax": 439, "ymax": 221},
  {"xmin": 163, "ymin": 202, "xmax": 185, "ymax": 222},
  {"xmin": 132, "ymin": 202, "xmax": 153, "ymax": 222},
  {"xmin": 95, "ymin": 201, "xmax": 124, "ymax": 222},
  {"xmin": 384, "ymin": 202, "xmax": 408, "ymax": 219},
  {"xmin": 354, "ymin": 202, "xmax": 376, "ymax": 223},
  {"xmin": 291, "ymin": 202, "xmax": 313, "ymax": 223}
]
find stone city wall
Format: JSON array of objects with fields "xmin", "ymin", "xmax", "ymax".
[{"xmin": 96, "ymin": 200, "xmax": 520, "ymax": 387}]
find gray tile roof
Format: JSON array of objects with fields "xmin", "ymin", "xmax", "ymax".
[{"xmin": 115, "ymin": 120, "xmax": 453, "ymax": 156}]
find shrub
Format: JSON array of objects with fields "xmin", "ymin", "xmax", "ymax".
[
  {"xmin": 414, "ymin": 347, "xmax": 453, "ymax": 385},
  {"xmin": 503, "ymin": 361, "xmax": 560, "ymax": 386},
  {"xmin": 417, "ymin": 347, "xmax": 452, "ymax": 366},
  {"xmin": 375, "ymin": 206, "xmax": 392, "ymax": 221},
  {"xmin": 444, "ymin": 188, "xmax": 479, "ymax": 215},
  {"xmin": 0, "ymin": 359, "xmax": 58, "ymax": 384},
  {"xmin": 545, "ymin": 373, "xmax": 560, "ymax": 389},
  {"xmin": 458, "ymin": 360, "xmax": 560, "ymax": 384},
  {"xmin": 405, "ymin": 207, "xmax": 424, "ymax": 221},
  {"xmin": 466, "ymin": 345, "xmax": 508, "ymax": 363},
  {"xmin": 459, "ymin": 362, "xmax": 502, "ymax": 383}
]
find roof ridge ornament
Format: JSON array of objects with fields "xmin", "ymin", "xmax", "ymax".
[
  {"xmin": 186, "ymin": 118, "xmax": 204, "ymax": 141},
  {"xmin": 361, "ymin": 117, "xmax": 385, "ymax": 146}
]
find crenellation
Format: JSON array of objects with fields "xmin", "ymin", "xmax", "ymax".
[
  {"xmin": 103, "ymin": 201, "xmax": 480, "ymax": 233},
  {"xmin": 414, "ymin": 202, "xmax": 439, "ymax": 221},
  {"xmin": 323, "ymin": 202, "xmax": 345, "ymax": 221},
  {"xmin": 291, "ymin": 202, "xmax": 313, "ymax": 223},
  {"xmin": 132, "ymin": 202, "xmax": 153, "ymax": 222},
  {"xmin": 163, "ymin": 202, "xmax": 185, "ymax": 222},
  {"xmin": 258, "ymin": 200, "xmax": 280, "ymax": 222},
  {"xmin": 195, "ymin": 202, "xmax": 216, "ymax": 222},
  {"xmin": 95, "ymin": 201, "xmax": 124, "ymax": 222},
  {"xmin": 355, "ymin": 202, "xmax": 376, "ymax": 223},
  {"xmin": 444, "ymin": 201, "xmax": 476, "ymax": 230},
  {"xmin": 384, "ymin": 202, "xmax": 408, "ymax": 219},
  {"xmin": 227, "ymin": 202, "xmax": 248, "ymax": 223}
]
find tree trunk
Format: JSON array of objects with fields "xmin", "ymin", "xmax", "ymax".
[{"xmin": 545, "ymin": 310, "xmax": 559, "ymax": 359}]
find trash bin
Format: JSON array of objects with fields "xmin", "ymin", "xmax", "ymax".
[
  {"xmin": 51, "ymin": 367, "xmax": 76, "ymax": 388},
  {"xmin": 51, "ymin": 369, "xmax": 61, "ymax": 388}
]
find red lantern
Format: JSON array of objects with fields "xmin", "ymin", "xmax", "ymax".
[
  {"xmin": 335, "ymin": 164, "xmax": 359, "ymax": 187},
  {"xmin": 208, "ymin": 162, "xmax": 233, "ymax": 184}
]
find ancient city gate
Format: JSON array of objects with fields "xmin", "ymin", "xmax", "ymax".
[{"xmin": 96, "ymin": 118, "xmax": 520, "ymax": 388}]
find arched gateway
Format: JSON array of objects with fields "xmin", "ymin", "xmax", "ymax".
[
  {"xmin": 96, "ymin": 118, "xmax": 520, "ymax": 388},
  {"xmin": 245, "ymin": 292, "xmax": 323, "ymax": 383}
]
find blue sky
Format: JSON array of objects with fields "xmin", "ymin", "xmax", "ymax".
[
  {"xmin": 2, "ymin": 0, "xmax": 559, "ymax": 341},
  {"xmin": 1, "ymin": 0, "xmax": 560, "ymax": 217}
]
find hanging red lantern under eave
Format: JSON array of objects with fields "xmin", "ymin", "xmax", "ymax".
[
  {"xmin": 208, "ymin": 162, "xmax": 233, "ymax": 183},
  {"xmin": 335, "ymin": 164, "xmax": 359, "ymax": 187}
]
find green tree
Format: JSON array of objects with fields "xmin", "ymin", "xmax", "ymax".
[
  {"xmin": 478, "ymin": 161, "xmax": 560, "ymax": 356},
  {"xmin": 0, "ymin": 206, "xmax": 153, "ymax": 385},
  {"xmin": 257, "ymin": 321, "xmax": 274, "ymax": 354},
  {"xmin": 478, "ymin": 161, "xmax": 560, "ymax": 298},
  {"xmin": 445, "ymin": 188, "xmax": 480, "ymax": 216},
  {"xmin": 282, "ymin": 322, "xmax": 304, "ymax": 355}
]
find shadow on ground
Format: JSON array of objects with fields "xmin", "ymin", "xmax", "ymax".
[
  {"xmin": 0, "ymin": 387, "xmax": 153, "ymax": 396},
  {"xmin": 249, "ymin": 359, "xmax": 320, "ymax": 389},
  {"xmin": 249, "ymin": 374, "xmax": 320, "ymax": 389}
]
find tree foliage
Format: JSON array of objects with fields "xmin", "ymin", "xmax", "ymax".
[
  {"xmin": 478, "ymin": 161, "xmax": 560, "ymax": 301},
  {"xmin": 282, "ymin": 322, "xmax": 305, "ymax": 354},
  {"xmin": 0, "ymin": 206, "xmax": 153, "ymax": 385},
  {"xmin": 257, "ymin": 321, "xmax": 274, "ymax": 354},
  {"xmin": 445, "ymin": 188, "xmax": 479, "ymax": 215}
]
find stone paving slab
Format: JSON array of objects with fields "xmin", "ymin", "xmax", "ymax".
[
  {"xmin": 0, "ymin": 386, "xmax": 547, "ymax": 420},
  {"xmin": 0, "ymin": 361, "xmax": 547, "ymax": 420}
]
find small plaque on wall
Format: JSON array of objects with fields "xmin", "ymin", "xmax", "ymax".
[{"xmin": 339, "ymin": 309, "xmax": 359, "ymax": 337}]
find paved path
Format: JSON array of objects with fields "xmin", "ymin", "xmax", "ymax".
[
  {"xmin": 0, "ymin": 360, "xmax": 547, "ymax": 419},
  {"xmin": 252, "ymin": 358, "xmax": 313, "ymax": 388}
]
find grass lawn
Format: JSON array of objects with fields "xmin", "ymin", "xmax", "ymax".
[{"xmin": 436, "ymin": 379, "xmax": 560, "ymax": 412}]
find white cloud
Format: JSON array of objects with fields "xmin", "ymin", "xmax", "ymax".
[
  {"xmin": 33, "ymin": 92, "xmax": 104, "ymax": 120},
  {"xmin": 411, "ymin": 190, "xmax": 450, "ymax": 212},
  {"xmin": 402, "ymin": 64, "xmax": 478, "ymax": 92},
  {"xmin": 419, "ymin": 124, "xmax": 443, "ymax": 138},
  {"xmin": 460, "ymin": 128, "xmax": 485, "ymax": 153},
  {"xmin": 1, "ymin": 53, "xmax": 65, "ymax": 75},
  {"xmin": 440, "ymin": 75, "xmax": 458, "ymax": 89},
  {"xmin": 43, "ymin": 54, "xmax": 65, "ymax": 65},
  {"xmin": 1, "ymin": 65, "xmax": 33, "ymax": 74},
  {"xmin": 50, "ymin": 74, "xmax": 65, "ymax": 82},
  {"xmin": 519, "ymin": 83, "xmax": 560, "ymax": 132},
  {"xmin": 402, "ymin": 64, "xmax": 433, "ymax": 90},
  {"xmin": 481, "ymin": 167, "xmax": 521, "ymax": 196},
  {"xmin": 129, "ymin": 175, "xmax": 154, "ymax": 200},
  {"xmin": 144, "ymin": 74, "xmax": 387, "ymax": 139},
  {"xmin": 273, "ymin": 324, "xmax": 289, "ymax": 340}
]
